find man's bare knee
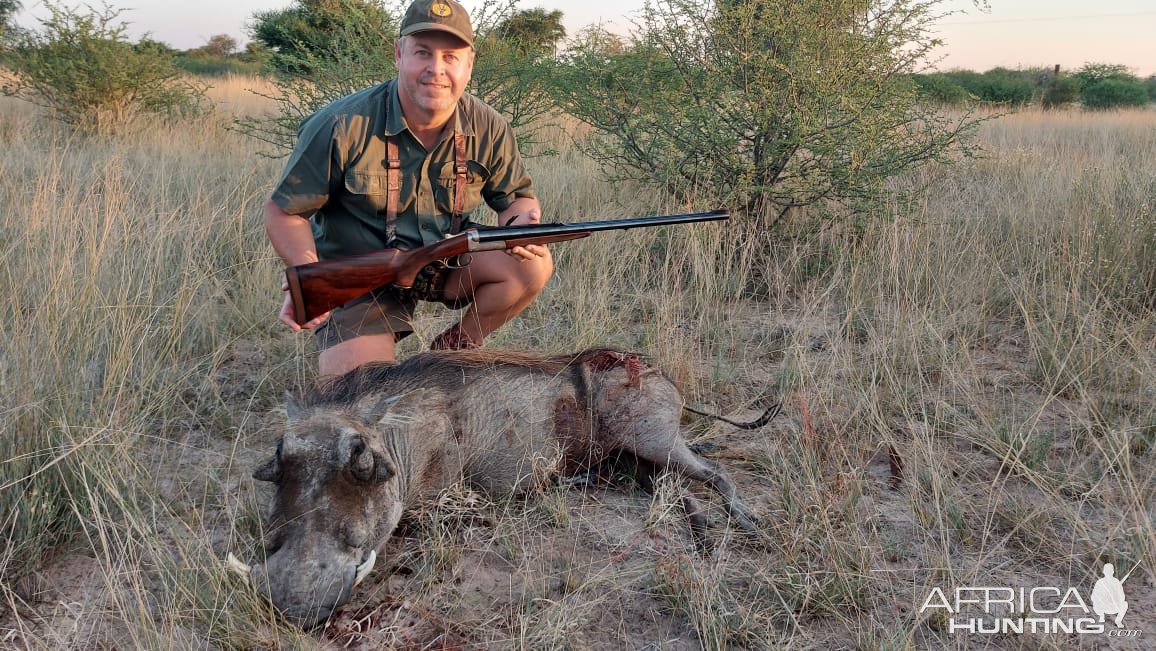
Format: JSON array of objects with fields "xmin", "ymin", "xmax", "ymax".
[
  {"xmin": 508, "ymin": 257, "xmax": 552, "ymax": 298},
  {"xmin": 319, "ymin": 333, "xmax": 397, "ymax": 377},
  {"xmin": 445, "ymin": 249, "xmax": 552, "ymax": 302}
]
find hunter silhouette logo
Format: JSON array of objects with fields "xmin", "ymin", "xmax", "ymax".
[
  {"xmin": 1091, "ymin": 563, "xmax": 1129, "ymax": 627},
  {"xmin": 431, "ymin": 2, "xmax": 452, "ymax": 17}
]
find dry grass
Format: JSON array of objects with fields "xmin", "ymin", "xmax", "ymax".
[
  {"xmin": 202, "ymin": 75, "xmax": 282, "ymax": 118},
  {"xmin": 1, "ymin": 77, "xmax": 1153, "ymax": 649}
]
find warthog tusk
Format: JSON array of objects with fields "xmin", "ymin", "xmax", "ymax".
[
  {"xmin": 226, "ymin": 553, "xmax": 252, "ymax": 583},
  {"xmin": 354, "ymin": 550, "xmax": 376, "ymax": 586}
]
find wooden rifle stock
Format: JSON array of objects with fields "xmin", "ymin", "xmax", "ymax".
[{"xmin": 285, "ymin": 208, "xmax": 730, "ymax": 325}]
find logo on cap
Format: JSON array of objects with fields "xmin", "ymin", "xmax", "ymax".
[{"xmin": 431, "ymin": 2, "xmax": 452, "ymax": 17}]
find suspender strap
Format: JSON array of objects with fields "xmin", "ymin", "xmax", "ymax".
[
  {"xmin": 450, "ymin": 132, "xmax": 467, "ymax": 234},
  {"xmin": 383, "ymin": 131, "xmax": 467, "ymax": 239},
  {"xmin": 385, "ymin": 136, "xmax": 401, "ymax": 242}
]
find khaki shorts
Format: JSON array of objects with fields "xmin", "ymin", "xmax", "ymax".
[
  {"xmin": 314, "ymin": 286, "xmax": 419, "ymax": 350},
  {"xmin": 313, "ymin": 259, "xmax": 473, "ymax": 351}
]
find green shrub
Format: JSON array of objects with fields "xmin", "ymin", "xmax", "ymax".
[
  {"xmin": 249, "ymin": 0, "xmax": 395, "ymax": 76},
  {"xmin": 974, "ymin": 68, "xmax": 1037, "ymax": 105},
  {"xmin": 1081, "ymin": 78, "xmax": 1150, "ymax": 110},
  {"xmin": 234, "ymin": 11, "xmax": 399, "ymax": 152},
  {"xmin": 1072, "ymin": 63, "xmax": 1149, "ymax": 109},
  {"xmin": 1, "ymin": 2, "xmax": 207, "ymax": 132},
  {"xmin": 911, "ymin": 73, "xmax": 972, "ymax": 105},
  {"xmin": 496, "ymin": 7, "xmax": 566, "ymax": 56},
  {"xmin": 551, "ymin": 0, "xmax": 981, "ymax": 230},
  {"xmin": 1073, "ymin": 62, "xmax": 1133, "ymax": 84},
  {"xmin": 938, "ymin": 68, "xmax": 1038, "ymax": 106},
  {"xmin": 1042, "ymin": 75, "xmax": 1081, "ymax": 109}
]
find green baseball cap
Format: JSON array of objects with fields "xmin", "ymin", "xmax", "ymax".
[{"xmin": 399, "ymin": 0, "xmax": 474, "ymax": 47}]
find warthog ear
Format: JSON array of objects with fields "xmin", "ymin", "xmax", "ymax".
[
  {"xmin": 253, "ymin": 439, "xmax": 283, "ymax": 482},
  {"xmin": 356, "ymin": 388, "xmax": 428, "ymax": 425},
  {"xmin": 376, "ymin": 457, "xmax": 395, "ymax": 482},
  {"xmin": 253, "ymin": 456, "xmax": 281, "ymax": 483},
  {"xmin": 284, "ymin": 392, "xmax": 306, "ymax": 421}
]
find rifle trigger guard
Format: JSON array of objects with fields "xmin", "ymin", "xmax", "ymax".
[{"xmin": 445, "ymin": 253, "xmax": 471, "ymax": 269}]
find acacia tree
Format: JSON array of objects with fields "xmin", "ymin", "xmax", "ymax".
[
  {"xmin": 199, "ymin": 33, "xmax": 238, "ymax": 57},
  {"xmin": 469, "ymin": 3, "xmax": 560, "ymax": 154},
  {"xmin": 569, "ymin": 24, "xmax": 627, "ymax": 56},
  {"xmin": 553, "ymin": 0, "xmax": 981, "ymax": 227},
  {"xmin": 1074, "ymin": 63, "xmax": 1148, "ymax": 110},
  {"xmin": 250, "ymin": 0, "xmax": 395, "ymax": 76},
  {"xmin": 497, "ymin": 7, "xmax": 565, "ymax": 56},
  {"xmin": 238, "ymin": 0, "xmax": 400, "ymax": 149},
  {"xmin": 2, "ymin": 2, "xmax": 205, "ymax": 131}
]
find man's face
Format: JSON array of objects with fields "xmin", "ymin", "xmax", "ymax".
[{"xmin": 395, "ymin": 32, "xmax": 475, "ymax": 120}]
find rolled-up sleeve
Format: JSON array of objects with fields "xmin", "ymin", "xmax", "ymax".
[{"xmin": 271, "ymin": 113, "xmax": 340, "ymax": 217}]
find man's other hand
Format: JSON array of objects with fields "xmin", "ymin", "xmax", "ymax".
[{"xmin": 504, "ymin": 209, "xmax": 548, "ymax": 262}]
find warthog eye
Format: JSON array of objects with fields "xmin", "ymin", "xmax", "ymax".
[
  {"xmin": 349, "ymin": 441, "xmax": 375, "ymax": 483},
  {"xmin": 346, "ymin": 439, "xmax": 395, "ymax": 484}
]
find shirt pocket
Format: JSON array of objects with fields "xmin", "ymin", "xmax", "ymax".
[
  {"xmin": 433, "ymin": 160, "xmax": 489, "ymax": 218},
  {"xmin": 343, "ymin": 170, "xmax": 390, "ymax": 213}
]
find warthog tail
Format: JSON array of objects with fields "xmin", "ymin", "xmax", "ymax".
[{"xmin": 683, "ymin": 402, "xmax": 782, "ymax": 430}]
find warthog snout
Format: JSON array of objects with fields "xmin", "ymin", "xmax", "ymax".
[{"xmin": 227, "ymin": 548, "xmax": 377, "ymax": 628}]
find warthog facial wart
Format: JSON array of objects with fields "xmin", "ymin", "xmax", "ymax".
[{"xmin": 230, "ymin": 349, "xmax": 772, "ymax": 627}]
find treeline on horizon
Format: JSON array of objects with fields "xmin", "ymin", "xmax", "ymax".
[
  {"xmin": 167, "ymin": 43, "xmax": 1156, "ymax": 111},
  {"xmin": 912, "ymin": 65, "xmax": 1155, "ymax": 110},
  {"xmin": 146, "ymin": 39, "xmax": 1156, "ymax": 112}
]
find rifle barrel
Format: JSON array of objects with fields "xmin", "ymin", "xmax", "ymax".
[{"xmin": 472, "ymin": 209, "xmax": 729, "ymax": 242}]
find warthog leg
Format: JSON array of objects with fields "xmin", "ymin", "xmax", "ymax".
[
  {"xmin": 679, "ymin": 491, "xmax": 711, "ymax": 552},
  {"xmin": 660, "ymin": 443, "xmax": 760, "ymax": 532}
]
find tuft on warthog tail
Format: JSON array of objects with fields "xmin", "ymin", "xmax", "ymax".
[{"xmin": 229, "ymin": 348, "xmax": 767, "ymax": 627}]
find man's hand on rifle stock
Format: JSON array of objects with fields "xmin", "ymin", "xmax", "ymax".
[{"xmin": 280, "ymin": 281, "xmax": 331, "ymax": 332}]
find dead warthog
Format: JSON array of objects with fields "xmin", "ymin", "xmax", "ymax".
[{"xmin": 228, "ymin": 349, "xmax": 772, "ymax": 627}]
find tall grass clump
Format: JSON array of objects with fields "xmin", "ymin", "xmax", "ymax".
[
  {"xmin": 0, "ymin": 88, "xmax": 300, "ymax": 645},
  {"xmin": 831, "ymin": 108, "xmax": 1155, "ymax": 645}
]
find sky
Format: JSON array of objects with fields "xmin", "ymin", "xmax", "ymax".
[{"xmin": 12, "ymin": 0, "xmax": 1156, "ymax": 76}]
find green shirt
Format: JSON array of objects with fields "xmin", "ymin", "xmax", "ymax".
[{"xmin": 271, "ymin": 79, "xmax": 535, "ymax": 259}]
